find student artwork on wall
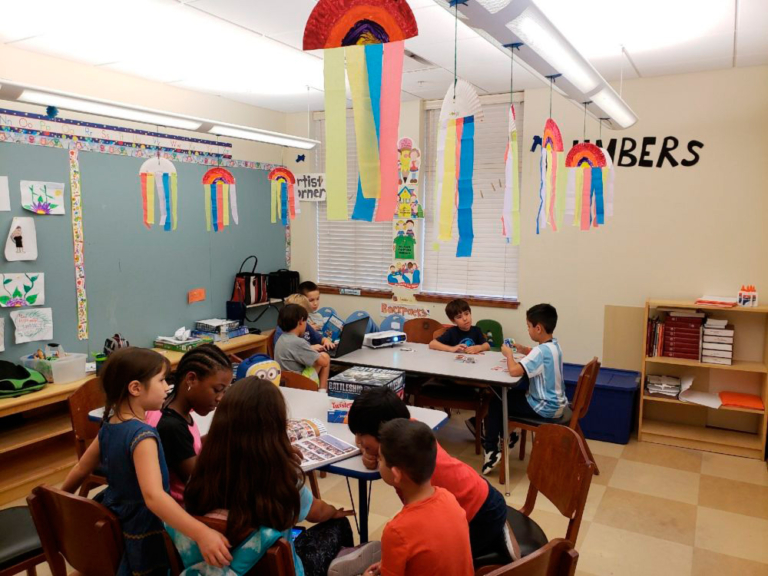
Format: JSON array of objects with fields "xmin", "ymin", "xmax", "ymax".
[
  {"xmin": 0, "ymin": 176, "xmax": 9, "ymax": 211},
  {"xmin": 304, "ymin": 0, "xmax": 418, "ymax": 222},
  {"xmin": 4, "ymin": 217, "xmax": 38, "ymax": 261},
  {"xmin": 268, "ymin": 167, "xmax": 299, "ymax": 226},
  {"xmin": 0, "ymin": 318, "xmax": 4, "ymax": 352},
  {"xmin": 432, "ymin": 80, "xmax": 482, "ymax": 258},
  {"xmin": 20, "ymin": 180, "xmax": 66, "ymax": 215},
  {"xmin": 10, "ymin": 307, "xmax": 53, "ymax": 344},
  {"xmin": 69, "ymin": 149, "xmax": 88, "ymax": 340},
  {"xmin": 537, "ymin": 118, "xmax": 566, "ymax": 233},
  {"xmin": 0, "ymin": 273, "xmax": 45, "ymax": 308},
  {"xmin": 139, "ymin": 158, "xmax": 178, "ymax": 230},
  {"xmin": 202, "ymin": 167, "xmax": 239, "ymax": 232},
  {"xmin": 502, "ymin": 105, "xmax": 521, "ymax": 245}
]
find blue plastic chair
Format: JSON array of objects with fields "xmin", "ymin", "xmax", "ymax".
[
  {"xmin": 345, "ymin": 311, "xmax": 379, "ymax": 334},
  {"xmin": 317, "ymin": 306, "xmax": 337, "ymax": 321},
  {"xmin": 380, "ymin": 314, "xmax": 406, "ymax": 332}
]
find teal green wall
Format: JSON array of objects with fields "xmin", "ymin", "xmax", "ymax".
[{"xmin": 0, "ymin": 143, "xmax": 284, "ymax": 360}]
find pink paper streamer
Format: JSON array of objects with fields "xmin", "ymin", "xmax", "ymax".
[
  {"xmin": 549, "ymin": 153, "xmax": 558, "ymax": 231},
  {"xmin": 580, "ymin": 168, "xmax": 591, "ymax": 231}
]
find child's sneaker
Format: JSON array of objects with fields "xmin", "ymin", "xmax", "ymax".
[
  {"xmin": 482, "ymin": 447, "xmax": 502, "ymax": 475},
  {"xmin": 327, "ymin": 541, "xmax": 381, "ymax": 576}
]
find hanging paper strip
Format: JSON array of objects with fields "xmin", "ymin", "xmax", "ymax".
[
  {"xmin": 352, "ymin": 44, "xmax": 381, "ymax": 222},
  {"xmin": 438, "ymin": 119, "xmax": 457, "ymax": 242},
  {"xmin": 537, "ymin": 118, "xmax": 564, "ymax": 234},
  {"xmin": 68, "ymin": 150, "xmax": 88, "ymax": 340},
  {"xmin": 346, "ymin": 45, "xmax": 381, "ymax": 200},
  {"xmin": 268, "ymin": 167, "xmax": 297, "ymax": 226},
  {"xmin": 456, "ymin": 116, "xmax": 475, "ymax": 257},
  {"xmin": 146, "ymin": 173, "xmax": 155, "ymax": 226},
  {"xmin": 271, "ymin": 180, "xmax": 279, "ymax": 224},
  {"xmin": 601, "ymin": 147, "xmax": 614, "ymax": 218},
  {"xmin": 139, "ymin": 158, "xmax": 177, "ymax": 230},
  {"xmin": 202, "ymin": 167, "xmax": 237, "ymax": 232},
  {"xmin": 502, "ymin": 105, "xmax": 520, "ymax": 246},
  {"xmin": 323, "ymin": 47, "xmax": 349, "ymax": 221}
]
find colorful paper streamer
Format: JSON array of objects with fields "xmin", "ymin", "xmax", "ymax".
[
  {"xmin": 202, "ymin": 167, "xmax": 237, "ymax": 232},
  {"xmin": 502, "ymin": 104, "xmax": 520, "ymax": 246},
  {"xmin": 269, "ymin": 167, "xmax": 298, "ymax": 226},
  {"xmin": 139, "ymin": 158, "xmax": 177, "ymax": 231},
  {"xmin": 323, "ymin": 47, "xmax": 349, "ymax": 221},
  {"xmin": 69, "ymin": 149, "xmax": 88, "ymax": 340}
]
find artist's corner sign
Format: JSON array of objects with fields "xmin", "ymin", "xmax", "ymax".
[
  {"xmin": 295, "ymin": 173, "xmax": 326, "ymax": 201},
  {"xmin": 532, "ymin": 136, "xmax": 704, "ymax": 168}
]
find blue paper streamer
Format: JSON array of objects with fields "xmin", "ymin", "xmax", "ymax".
[
  {"xmin": 281, "ymin": 181, "xmax": 288, "ymax": 226},
  {"xmin": 592, "ymin": 166, "xmax": 604, "ymax": 225},
  {"xmin": 211, "ymin": 183, "xmax": 218, "ymax": 232},
  {"xmin": 456, "ymin": 116, "xmax": 475, "ymax": 258},
  {"xmin": 536, "ymin": 147, "xmax": 544, "ymax": 234},
  {"xmin": 162, "ymin": 173, "xmax": 171, "ymax": 231}
]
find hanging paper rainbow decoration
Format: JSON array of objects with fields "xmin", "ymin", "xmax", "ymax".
[
  {"xmin": 432, "ymin": 80, "xmax": 483, "ymax": 258},
  {"xmin": 139, "ymin": 158, "xmax": 177, "ymax": 231},
  {"xmin": 201, "ymin": 167, "xmax": 238, "ymax": 233},
  {"xmin": 536, "ymin": 118, "xmax": 567, "ymax": 233},
  {"xmin": 600, "ymin": 147, "xmax": 615, "ymax": 219},
  {"xmin": 502, "ymin": 105, "xmax": 520, "ymax": 245},
  {"xmin": 303, "ymin": 0, "xmax": 418, "ymax": 222},
  {"xmin": 268, "ymin": 167, "xmax": 299, "ymax": 226},
  {"xmin": 563, "ymin": 143, "xmax": 607, "ymax": 230}
]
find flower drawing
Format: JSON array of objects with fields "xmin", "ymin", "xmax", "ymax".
[{"xmin": 30, "ymin": 200, "xmax": 53, "ymax": 214}]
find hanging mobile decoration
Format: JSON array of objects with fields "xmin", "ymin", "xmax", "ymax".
[
  {"xmin": 139, "ymin": 157, "xmax": 177, "ymax": 231},
  {"xmin": 268, "ymin": 167, "xmax": 299, "ymax": 226},
  {"xmin": 502, "ymin": 44, "xmax": 522, "ymax": 246},
  {"xmin": 201, "ymin": 167, "xmax": 238, "ymax": 232},
  {"xmin": 303, "ymin": 0, "xmax": 418, "ymax": 222}
]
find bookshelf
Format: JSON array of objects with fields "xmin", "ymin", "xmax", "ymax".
[{"xmin": 639, "ymin": 299, "xmax": 768, "ymax": 460}]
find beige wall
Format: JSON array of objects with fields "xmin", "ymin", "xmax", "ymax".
[{"xmin": 289, "ymin": 66, "xmax": 768, "ymax": 366}]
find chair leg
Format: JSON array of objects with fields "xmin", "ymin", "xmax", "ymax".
[
  {"xmin": 474, "ymin": 411, "xmax": 482, "ymax": 455},
  {"xmin": 78, "ymin": 480, "xmax": 98, "ymax": 497},
  {"xmin": 498, "ymin": 439, "xmax": 507, "ymax": 485},
  {"xmin": 518, "ymin": 429, "xmax": 527, "ymax": 461},
  {"xmin": 320, "ymin": 471, "xmax": 327, "ymax": 479},
  {"xmin": 308, "ymin": 471, "xmax": 322, "ymax": 499},
  {"xmin": 26, "ymin": 568, "xmax": 37, "ymax": 576},
  {"xmin": 577, "ymin": 424, "xmax": 600, "ymax": 476}
]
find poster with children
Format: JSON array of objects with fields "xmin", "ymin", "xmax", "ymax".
[{"xmin": 388, "ymin": 137, "xmax": 423, "ymax": 301}]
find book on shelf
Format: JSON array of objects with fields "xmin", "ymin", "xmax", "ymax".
[
  {"xmin": 702, "ymin": 342, "xmax": 733, "ymax": 352},
  {"xmin": 701, "ymin": 355, "xmax": 733, "ymax": 366},
  {"xmin": 665, "ymin": 335, "xmax": 702, "ymax": 346},
  {"xmin": 700, "ymin": 349, "xmax": 732, "ymax": 359},
  {"xmin": 705, "ymin": 318, "xmax": 728, "ymax": 329},
  {"xmin": 703, "ymin": 335, "xmax": 734, "ymax": 344},
  {"xmin": 286, "ymin": 418, "xmax": 360, "ymax": 472},
  {"xmin": 656, "ymin": 308, "xmax": 706, "ymax": 318},
  {"xmin": 665, "ymin": 318, "xmax": 704, "ymax": 329},
  {"xmin": 663, "ymin": 343, "xmax": 701, "ymax": 354},
  {"xmin": 662, "ymin": 351, "xmax": 701, "ymax": 360},
  {"xmin": 703, "ymin": 325, "xmax": 735, "ymax": 337},
  {"xmin": 695, "ymin": 296, "xmax": 738, "ymax": 308}
]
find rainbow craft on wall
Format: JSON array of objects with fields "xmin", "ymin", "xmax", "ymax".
[
  {"xmin": 564, "ymin": 143, "xmax": 608, "ymax": 230},
  {"xmin": 201, "ymin": 167, "xmax": 238, "ymax": 232},
  {"xmin": 304, "ymin": 0, "xmax": 418, "ymax": 222},
  {"xmin": 268, "ymin": 167, "xmax": 299, "ymax": 226},
  {"xmin": 139, "ymin": 158, "xmax": 177, "ymax": 231},
  {"xmin": 502, "ymin": 104, "xmax": 521, "ymax": 245}
]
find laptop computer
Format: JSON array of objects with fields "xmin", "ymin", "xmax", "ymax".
[{"xmin": 328, "ymin": 316, "xmax": 368, "ymax": 358}]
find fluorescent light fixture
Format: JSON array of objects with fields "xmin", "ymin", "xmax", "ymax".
[
  {"xmin": 18, "ymin": 90, "xmax": 203, "ymax": 131},
  {"xmin": 590, "ymin": 86, "xmax": 637, "ymax": 128},
  {"xmin": 507, "ymin": 4, "xmax": 601, "ymax": 94},
  {"xmin": 209, "ymin": 125, "xmax": 319, "ymax": 150},
  {"xmin": 476, "ymin": 0, "xmax": 513, "ymax": 14}
]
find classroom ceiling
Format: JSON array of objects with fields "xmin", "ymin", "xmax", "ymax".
[{"xmin": 0, "ymin": 0, "xmax": 766, "ymax": 114}]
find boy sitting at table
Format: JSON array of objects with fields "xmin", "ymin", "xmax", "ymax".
[
  {"xmin": 349, "ymin": 387, "xmax": 510, "ymax": 562},
  {"xmin": 274, "ymin": 303, "xmax": 331, "ymax": 390},
  {"xmin": 481, "ymin": 303, "xmax": 566, "ymax": 475},
  {"xmin": 429, "ymin": 299, "xmax": 490, "ymax": 355}
]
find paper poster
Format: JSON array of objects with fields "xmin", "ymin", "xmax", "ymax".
[
  {"xmin": 69, "ymin": 149, "xmax": 88, "ymax": 340},
  {"xmin": 379, "ymin": 301, "xmax": 431, "ymax": 320},
  {"xmin": 10, "ymin": 307, "xmax": 53, "ymax": 344},
  {"xmin": 296, "ymin": 174, "xmax": 327, "ymax": 202},
  {"xmin": 0, "ymin": 318, "xmax": 4, "ymax": 352},
  {"xmin": 0, "ymin": 273, "xmax": 45, "ymax": 307},
  {"xmin": 5, "ymin": 217, "xmax": 38, "ymax": 261},
  {"xmin": 0, "ymin": 176, "xmax": 9, "ymax": 211},
  {"xmin": 20, "ymin": 180, "xmax": 66, "ymax": 214}
]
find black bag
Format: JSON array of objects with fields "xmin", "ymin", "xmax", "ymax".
[
  {"xmin": 231, "ymin": 256, "xmax": 269, "ymax": 305},
  {"xmin": 267, "ymin": 269, "xmax": 300, "ymax": 299}
]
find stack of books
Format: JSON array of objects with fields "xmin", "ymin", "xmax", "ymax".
[
  {"xmin": 662, "ymin": 310, "xmax": 704, "ymax": 361},
  {"xmin": 193, "ymin": 318, "xmax": 248, "ymax": 342},
  {"xmin": 701, "ymin": 318, "xmax": 734, "ymax": 365},
  {"xmin": 646, "ymin": 375, "xmax": 681, "ymax": 398}
]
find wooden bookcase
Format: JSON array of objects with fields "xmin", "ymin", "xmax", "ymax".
[{"xmin": 639, "ymin": 299, "xmax": 768, "ymax": 460}]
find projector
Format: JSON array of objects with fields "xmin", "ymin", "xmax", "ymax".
[{"xmin": 363, "ymin": 331, "xmax": 407, "ymax": 349}]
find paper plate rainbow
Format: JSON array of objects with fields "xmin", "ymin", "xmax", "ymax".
[
  {"xmin": 537, "ymin": 118, "xmax": 566, "ymax": 233},
  {"xmin": 304, "ymin": 0, "xmax": 418, "ymax": 222},
  {"xmin": 201, "ymin": 167, "xmax": 238, "ymax": 232},
  {"xmin": 564, "ymin": 143, "xmax": 608, "ymax": 230},
  {"xmin": 139, "ymin": 157, "xmax": 177, "ymax": 231},
  {"xmin": 268, "ymin": 167, "xmax": 299, "ymax": 226}
]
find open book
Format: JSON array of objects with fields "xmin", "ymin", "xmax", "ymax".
[{"xmin": 287, "ymin": 418, "xmax": 360, "ymax": 472}]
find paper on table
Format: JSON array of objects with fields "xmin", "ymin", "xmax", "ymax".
[
  {"xmin": 0, "ymin": 176, "xmax": 9, "ymax": 211},
  {"xmin": 679, "ymin": 375, "xmax": 722, "ymax": 409},
  {"xmin": 323, "ymin": 47, "xmax": 349, "ymax": 221}
]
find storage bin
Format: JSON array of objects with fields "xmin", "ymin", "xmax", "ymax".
[
  {"xmin": 563, "ymin": 363, "xmax": 639, "ymax": 445},
  {"xmin": 21, "ymin": 353, "xmax": 87, "ymax": 384}
]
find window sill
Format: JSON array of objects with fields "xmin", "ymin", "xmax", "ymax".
[{"xmin": 318, "ymin": 285, "xmax": 520, "ymax": 310}]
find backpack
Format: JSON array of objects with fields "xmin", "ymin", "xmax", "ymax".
[
  {"xmin": 236, "ymin": 353, "xmax": 282, "ymax": 387},
  {"xmin": 0, "ymin": 360, "xmax": 47, "ymax": 398},
  {"xmin": 104, "ymin": 333, "xmax": 130, "ymax": 356}
]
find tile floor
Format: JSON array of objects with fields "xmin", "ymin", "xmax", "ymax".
[{"xmin": 4, "ymin": 413, "xmax": 768, "ymax": 576}]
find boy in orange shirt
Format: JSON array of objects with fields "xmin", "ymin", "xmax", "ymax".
[{"xmin": 363, "ymin": 419, "xmax": 474, "ymax": 576}]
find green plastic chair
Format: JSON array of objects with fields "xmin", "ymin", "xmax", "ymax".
[{"xmin": 477, "ymin": 319, "xmax": 504, "ymax": 351}]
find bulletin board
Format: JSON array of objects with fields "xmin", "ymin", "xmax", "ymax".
[{"xmin": 0, "ymin": 142, "xmax": 285, "ymax": 359}]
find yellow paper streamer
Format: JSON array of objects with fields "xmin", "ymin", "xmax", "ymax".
[
  {"xmin": 555, "ymin": 153, "xmax": 567, "ymax": 228},
  {"xmin": 171, "ymin": 172, "xmax": 178, "ymax": 230},
  {"xmin": 573, "ymin": 167, "xmax": 583, "ymax": 226},
  {"xmin": 345, "ymin": 45, "xmax": 381, "ymax": 199},
  {"xmin": 222, "ymin": 183, "xmax": 230, "ymax": 226},
  {"xmin": 511, "ymin": 135, "xmax": 520, "ymax": 246},
  {"xmin": 439, "ymin": 119, "xmax": 457, "ymax": 241},
  {"xmin": 146, "ymin": 172, "xmax": 155, "ymax": 224},
  {"xmin": 271, "ymin": 180, "xmax": 279, "ymax": 224},
  {"xmin": 544, "ymin": 148, "xmax": 552, "ymax": 226},
  {"xmin": 324, "ymin": 47, "xmax": 349, "ymax": 220}
]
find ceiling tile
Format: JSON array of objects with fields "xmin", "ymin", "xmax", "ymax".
[
  {"xmin": 736, "ymin": 0, "xmax": 768, "ymax": 66},
  {"xmin": 191, "ymin": 0, "xmax": 317, "ymax": 39},
  {"xmin": 629, "ymin": 32, "xmax": 734, "ymax": 76}
]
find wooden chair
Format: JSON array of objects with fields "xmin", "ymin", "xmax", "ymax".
[
  {"xmin": 68, "ymin": 377, "xmax": 108, "ymax": 496},
  {"xmin": 403, "ymin": 318, "xmax": 444, "ymax": 344},
  {"xmin": 477, "ymin": 319, "xmax": 504, "ymax": 351},
  {"xmin": 0, "ymin": 507, "xmax": 46, "ymax": 576},
  {"xmin": 266, "ymin": 329, "xmax": 277, "ymax": 358},
  {"xmin": 433, "ymin": 327, "xmax": 447, "ymax": 340},
  {"xmin": 26, "ymin": 485, "xmax": 124, "ymax": 576},
  {"xmin": 500, "ymin": 359, "xmax": 600, "ymax": 485},
  {"xmin": 474, "ymin": 539, "xmax": 578, "ymax": 576},
  {"xmin": 164, "ymin": 515, "xmax": 296, "ymax": 576}
]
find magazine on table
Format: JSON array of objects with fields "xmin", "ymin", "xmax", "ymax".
[{"xmin": 287, "ymin": 418, "xmax": 360, "ymax": 471}]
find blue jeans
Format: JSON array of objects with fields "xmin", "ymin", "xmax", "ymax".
[
  {"xmin": 469, "ymin": 480, "xmax": 509, "ymax": 559},
  {"xmin": 483, "ymin": 374, "xmax": 537, "ymax": 452}
]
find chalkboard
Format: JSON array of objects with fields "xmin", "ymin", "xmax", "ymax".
[{"xmin": 0, "ymin": 142, "xmax": 285, "ymax": 360}]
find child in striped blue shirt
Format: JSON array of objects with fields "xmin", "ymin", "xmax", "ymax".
[{"xmin": 482, "ymin": 304, "xmax": 566, "ymax": 475}]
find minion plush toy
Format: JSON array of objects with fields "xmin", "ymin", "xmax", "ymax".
[{"xmin": 236, "ymin": 353, "xmax": 282, "ymax": 387}]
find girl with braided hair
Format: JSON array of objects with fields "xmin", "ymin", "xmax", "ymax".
[{"xmin": 146, "ymin": 343, "xmax": 232, "ymax": 505}]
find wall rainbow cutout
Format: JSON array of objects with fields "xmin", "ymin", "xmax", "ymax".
[
  {"xmin": 565, "ymin": 143, "xmax": 607, "ymax": 230},
  {"xmin": 201, "ymin": 167, "xmax": 238, "ymax": 232},
  {"xmin": 268, "ymin": 167, "xmax": 299, "ymax": 226},
  {"xmin": 139, "ymin": 158, "xmax": 177, "ymax": 231}
]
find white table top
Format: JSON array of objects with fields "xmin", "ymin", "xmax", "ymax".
[{"xmin": 335, "ymin": 343, "xmax": 523, "ymax": 386}]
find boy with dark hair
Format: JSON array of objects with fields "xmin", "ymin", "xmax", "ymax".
[
  {"xmin": 349, "ymin": 387, "xmax": 509, "ymax": 560},
  {"xmin": 429, "ymin": 298, "xmax": 490, "ymax": 355},
  {"xmin": 274, "ymin": 303, "xmax": 331, "ymax": 389},
  {"xmin": 363, "ymin": 419, "xmax": 473, "ymax": 576},
  {"xmin": 298, "ymin": 281, "xmax": 324, "ymax": 330},
  {"xmin": 482, "ymin": 303, "xmax": 565, "ymax": 475}
]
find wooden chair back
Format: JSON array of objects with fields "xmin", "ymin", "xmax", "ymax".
[
  {"xmin": 404, "ymin": 318, "xmax": 444, "ymax": 344},
  {"xmin": 474, "ymin": 538, "xmax": 578, "ymax": 576},
  {"xmin": 281, "ymin": 370, "xmax": 319, "ymax": 391},
  {"xmin": 68, "ymin": 377, "xmax": 105, "ymax": 458},
  {"xmin": 433, "ymin": 327, "xmax": 447, "ymax": 340},
  {"xmin": 266, "ymin": 329, "xmax": 277, "ymax": 359},
  {"xmin": 523, "ymin": 425, "xmax": 594, "ymax": 543},
  {"xmin": 27, "ymin": 485, "xmax": 123, "ymax": 576},
  {"xmin": 568, "ymin": 358, "xmax": 600, "ymax": 426},
  {"xmin": 476, "ymin": 319, "xmax": 504, "ymax": 351}
]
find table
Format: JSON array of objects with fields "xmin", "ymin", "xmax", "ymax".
[
  {"xmin": 333, "ymin": 343, "xmax": 523, "ymax": 496},
  {"xmin": 90, "ymin": 386, "xmax": 447, "ymax": 543},
  {"xmin": 151, "ymin": 332, "xmax": 269, "ymax": 366}
]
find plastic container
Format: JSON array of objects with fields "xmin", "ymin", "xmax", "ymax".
[
  {"xmin": 21, "ymin": 353, "xmax": 87, "ymax": 384},
  {"xmin": 563, "ymin": 363, "xmax": 639, "ymax": 445}
]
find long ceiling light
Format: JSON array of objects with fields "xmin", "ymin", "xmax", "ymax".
[
  {"xmin": 209, "ymin": 125, "xmax": 318, "ymax": 150},
  {"xmin": 589, "ymin": 86, "xmax": 637, "ymax": 129}
]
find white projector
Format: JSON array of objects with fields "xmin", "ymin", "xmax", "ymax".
[{"xmin": 363, "ymin": 331, "xmax": 407, "ymax": 348}]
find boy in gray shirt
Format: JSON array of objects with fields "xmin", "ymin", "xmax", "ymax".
[{"xmin": 275, "ymin": 303, "xmax": 331, "ymax": 389}]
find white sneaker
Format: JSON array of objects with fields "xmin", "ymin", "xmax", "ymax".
[
  {"xmin": 482, "ymin": 447, "xmax": 502, "ymax": 475},
  {"xmin": 327, "ymin": 541, "xmax": 382, "ymax": 576}
]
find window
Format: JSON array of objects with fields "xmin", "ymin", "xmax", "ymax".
[{"xmin": 422, "ymin": 100, "xmax": 521, "ymax": 300}]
